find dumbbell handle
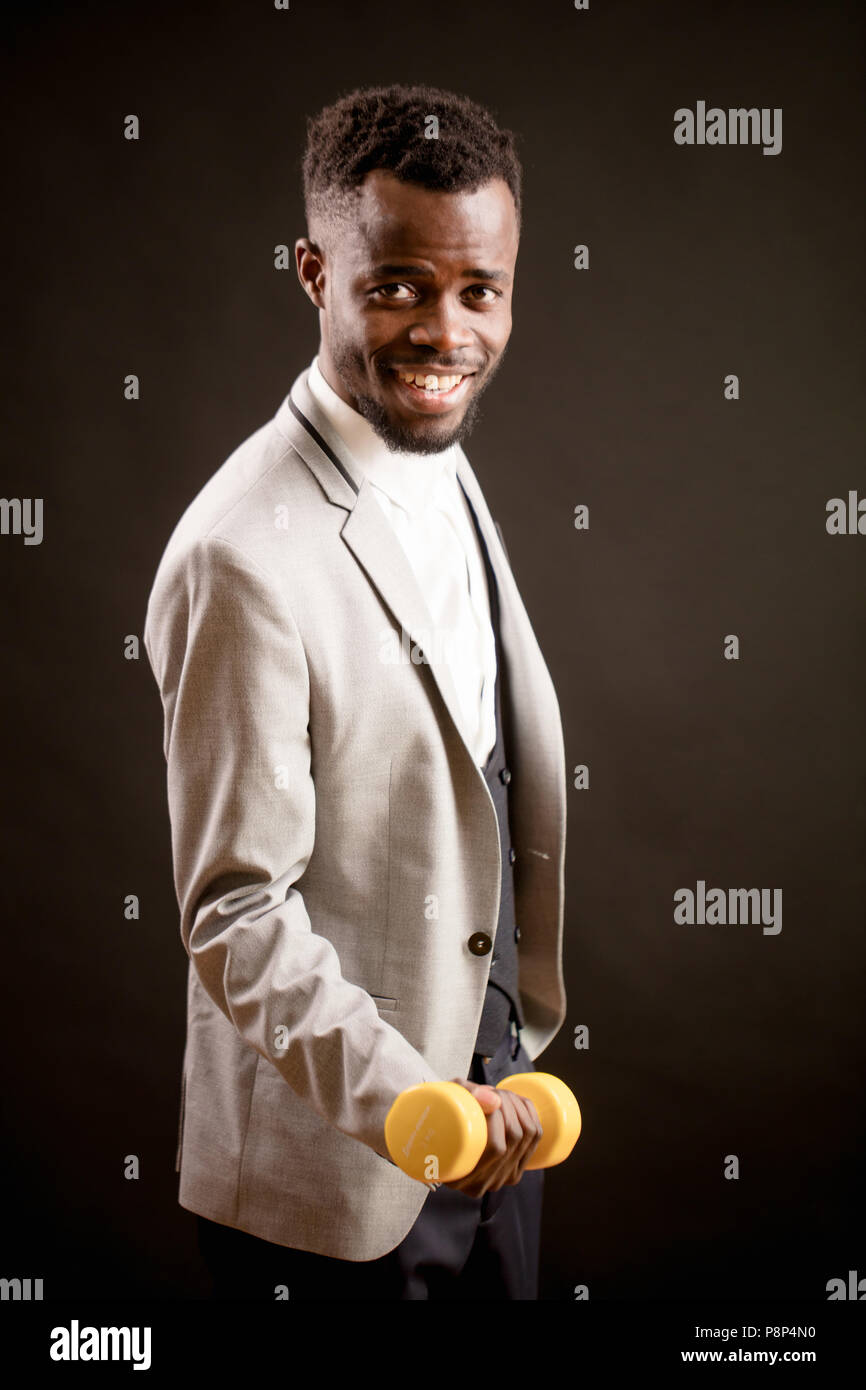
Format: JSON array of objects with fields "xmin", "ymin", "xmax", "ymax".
[{"xmin": 384, "ymin": 1071, "xmax": 581, "ymax": 1184}]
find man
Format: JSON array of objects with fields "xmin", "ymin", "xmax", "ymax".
[{"xmin": 144, "ymin": 83, "xmax": 567, "ymax": 1301}]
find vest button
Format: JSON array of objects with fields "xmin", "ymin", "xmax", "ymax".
[
  {"xmin": 500, "ymin": 767, "xmax": 512, "ymax": 785},
  {"xmin": 508, "ymin": 847, "xmax": 516, "ymax": 864},
  {"xmin": 468, "ymin": 932, "xmax": 493, "ymax": 956},
  {"xmin": 514, "ymin": 924, "xmax": 522, "ymax": 943}
]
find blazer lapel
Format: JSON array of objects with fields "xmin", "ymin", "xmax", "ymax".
[{"xmin": 274, "ymin": 369, "xmax": 475, "ymax": 764}]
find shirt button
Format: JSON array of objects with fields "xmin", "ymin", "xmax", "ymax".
[
  {"xmin": 500, "ymin": 767, "xmax": 512, "ymax": 785},
  {"xmin": 514, "ymin": 924, "xmax": 522, "ymax": 944},
  {"xmin": 508, "ymin": 847, "xmax": 516, "ymax": 864},
  {"xmin": 468, "ymin": 932, "xmax": 493, "ymax": 956}
]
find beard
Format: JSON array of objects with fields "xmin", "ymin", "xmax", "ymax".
[{"xmin": 329, "ymin": 338, "xmax": 506, "ymax": 456}]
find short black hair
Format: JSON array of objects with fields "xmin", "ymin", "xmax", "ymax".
[{"xmin": 302, "ymin": 83, "xmax": 523, "ymax": 244}]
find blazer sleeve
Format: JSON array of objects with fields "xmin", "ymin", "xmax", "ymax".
[{"xmin": 144, "ymin": 533, "xmax": 443, "ymax": 1163}]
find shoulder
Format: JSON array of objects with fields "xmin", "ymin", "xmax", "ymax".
[{"xmin": 147, "ymin": 405, "xmax": 334, "ymax": 600}]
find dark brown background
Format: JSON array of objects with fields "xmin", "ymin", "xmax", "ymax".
[{"xmin": 1, "ymin": 0, "xmax": 863, "ymax": 1301}]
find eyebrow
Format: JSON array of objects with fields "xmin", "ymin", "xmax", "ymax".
[{"xmin": 369, "ymin": 262, "xmax": 510, "ymax": 285}]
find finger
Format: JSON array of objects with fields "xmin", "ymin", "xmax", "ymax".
[
  {"xmin": 450, "ymin": 1078, "xmax": 502, "ymax": 1114},
  {"xmin": 463, "ymin": 1091, "xmax": 519, "ymax": 1193},
  {"xmin": 490, "ymin": 1091, "xmax": 542, "ymax": 1188},
  {"xmin": 508, "ymin": 1095, "xmax": 542, "ymax": 1184},
  {"xmin": 481, "ymin": 1094, "xmax": 508, "ymax": 1170},
  {"xmin": 449, "ymin": 1096, "xmax": 509, "ymax": 1195},
  {"xmin": 506, "ymin": 1091, "xmax": 544, "ymax": 1174},
  {"xmin": 487, "ymin": 1091, "xmax": 529, "ymax": 1188}
]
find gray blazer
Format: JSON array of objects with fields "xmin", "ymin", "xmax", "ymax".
[{"xmin": 143, "ymin": 365, "xmax": 567, "ymax": 1261}]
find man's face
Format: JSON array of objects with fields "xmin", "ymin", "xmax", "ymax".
[{"xmin": 295, "ymin": 170, "xmax": 519, "ymax": 454}]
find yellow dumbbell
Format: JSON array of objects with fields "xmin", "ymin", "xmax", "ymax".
[{"xmin": 385, "ymin": 1072, "xmax": 581, "ymax": 1184}]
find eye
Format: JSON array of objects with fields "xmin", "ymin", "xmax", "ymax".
[
  {"xmin": 464, "ymin": 286, "xmax": 500, "ymax": 303},
  {"xmin": 372, "ymin": 283, "xmax": 417, "ymax": 300}
]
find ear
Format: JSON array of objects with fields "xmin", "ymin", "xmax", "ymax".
[{"xmin": 295, "ymin": 238, "xmax": 326, "ymax": 309}]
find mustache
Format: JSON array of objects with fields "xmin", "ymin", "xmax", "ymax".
[{"xmin": 382, "ymin": 360, "xmax": 483, "ymax": 373}]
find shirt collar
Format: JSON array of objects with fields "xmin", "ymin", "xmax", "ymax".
[{"xmin": 305, "ymin": 355, "xmax": 458, "ymax": 518}]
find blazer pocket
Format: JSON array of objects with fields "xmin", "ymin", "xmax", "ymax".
[{"xmin": 370, "ymin": 994, "xmax": 398, "ymax": 1012}]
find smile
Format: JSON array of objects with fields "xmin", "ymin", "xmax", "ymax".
[
  {"xmin": 396, "ymin": 370, "xmax": 467, "ymax": 393},
  {"xmin": 388, "ymin": 367, "xmax": 475, "ymax": 414}
]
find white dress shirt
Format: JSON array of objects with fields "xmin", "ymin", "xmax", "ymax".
[{"xmin": 301, "ymin": 356, "xmax": 497, "ymax": 767}]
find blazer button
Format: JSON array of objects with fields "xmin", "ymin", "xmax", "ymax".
[
  {"xmin": 508, "ymin": 847, "xmax": 516, "ymax": 864},
  {"xmin": 514, "ymin": 924, "xmax": 522, "ymax": 943},
  {"xmin": 468, "ymin": 932, "xmax": 493, "ymax": 956},
  {"xmin": 500, "ymin": 767, "xmax": 512, "ymax": 785}
]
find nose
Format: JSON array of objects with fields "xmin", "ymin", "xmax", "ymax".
[{"xmin": 408, "ymin": 294, "xmax": 475, "ymax": 355}]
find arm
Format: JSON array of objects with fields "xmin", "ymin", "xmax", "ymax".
[{"xmin": 144, "ymin": 533, "xmax": 441, "ymax": 1162}]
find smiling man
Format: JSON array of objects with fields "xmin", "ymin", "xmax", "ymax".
[
  {"xmin": 301, "ymin": 163, "xmax": 514, "ymax": 455},
  {"xmin": 144, "ymin": 84, "xmax": 568, "ymax": 1301}
]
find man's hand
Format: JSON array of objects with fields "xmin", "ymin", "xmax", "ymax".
[{"xmin": 435, "ymin": 1078, "xmax": 544, "ymax": 1197}]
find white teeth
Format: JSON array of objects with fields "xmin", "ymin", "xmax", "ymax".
[{"xmin": 397, "ymin": 370, "xmax": 465, "ymax": 392}]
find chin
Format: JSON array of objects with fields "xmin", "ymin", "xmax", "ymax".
[
  {"xmin": 357, "ymin": 394, "xmax": 474, "ymax": 456},
  {"xmin": 383, "ymin": 421, "xmax": 467, "ymax": 456}
]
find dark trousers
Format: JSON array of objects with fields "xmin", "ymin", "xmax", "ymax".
[{"xmin": 196, "ymin": 1023, "xmax": 544, "ymax": 1300}]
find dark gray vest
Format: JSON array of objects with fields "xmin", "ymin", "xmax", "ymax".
[{"xmin": 457, "ymin": 481, "xmax": 523, "ymax": 1058}]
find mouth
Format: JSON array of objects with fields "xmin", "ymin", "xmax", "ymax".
[{"xmin": 386, "ymin": 366, "xmax": 476, "ymax": 415}]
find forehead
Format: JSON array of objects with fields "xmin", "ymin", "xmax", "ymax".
[{"xmin": 344, "ymin": 170, "xmax": 518, "ymax": 268}]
